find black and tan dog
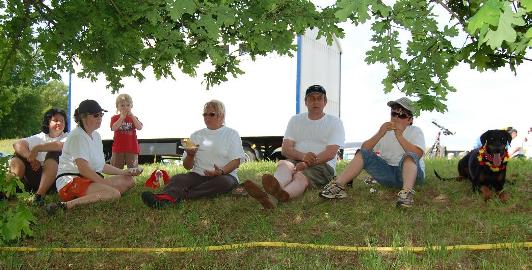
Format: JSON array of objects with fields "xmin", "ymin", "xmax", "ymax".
[{"xmin": 434, "ymin": 129, "xmax": 512, "ymax": 202}]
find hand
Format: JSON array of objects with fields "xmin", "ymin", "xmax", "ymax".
[
  {"xmin": 184, "ymin": 147, "xmax": 198, "ymax": 156},
  {"xmin": 28, "ymin": 148, "xmax": 38, "ymax": 164},
  {"xmin": 295, "ymin": 161, "xmax": 308, "ymax": 172},
  {"xmin": 302, "ymin": 152, "xmax": 317, "ymax": 166},
  {"xmin": 393, "ymin": 123, "xmax": 406, "ymax": 137},
  {"xmin": 204, "ymin": 164, "xmax": 223, "ymax": 177},
  {"xmin": 126, "ymin": 167, "xmax": 143, "ymax": 176},
  {"xmin": 378, "ymin": 122, "xmax": 395, "ymax": 135}
]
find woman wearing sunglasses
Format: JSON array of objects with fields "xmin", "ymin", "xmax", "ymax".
[
  {"xmin": 46, "ymin": 100, "xmax": 139, "ymax": 213},
  {"xmin": 320, "ymin": 97, "xmax": 426, "ymax": 208},
  {"xmin": 141, "ymin": 100, "xmax": 245, "ymax": 208}
]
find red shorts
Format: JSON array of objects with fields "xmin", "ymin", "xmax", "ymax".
[{"xmin": 58, "ymin": 177, "xmax": 93, "ymax": 202}]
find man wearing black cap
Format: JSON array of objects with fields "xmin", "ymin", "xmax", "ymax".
[
  {"xmin": 320, "ymin": 97, "xmax": 426, "ymax": 208},
  {"xmin": 243, "ymin": 85, "xmax": 345, "ymax": 209}
]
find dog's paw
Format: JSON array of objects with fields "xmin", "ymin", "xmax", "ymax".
[{"xmin": 497, "ymin": 191, "xmax": 509, "ymax": 203}]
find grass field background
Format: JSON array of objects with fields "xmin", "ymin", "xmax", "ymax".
[{"xmin": 0, "ymin": 148, "xmax": 531, "ymax": 269}]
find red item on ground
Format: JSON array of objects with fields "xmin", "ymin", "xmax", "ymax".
[{"xmin": 144, "ymin": 169, "xmax": 170, "ymax": 188}]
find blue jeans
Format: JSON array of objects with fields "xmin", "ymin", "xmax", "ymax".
[{"xmin": 359, "ymin": 148, "xmax": 425, "ymax": 188}]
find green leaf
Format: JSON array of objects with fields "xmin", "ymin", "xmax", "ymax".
[
  {"xmin": 467, "ymin": 0, "xmax": 501, "ymax": 34},
  {"xmin": 335, "ymin": 0, "xmax": 371, "ymax": 23},
  {"xmin": 526, "ymin": 28, "xmax": 532, "ymax": 46},
  {"xmin": 484, "ymin": 5, "xmax": 525, "ymax": 48},
  {"xmin": 521, "ymin": 0, "xmax": 532, "ymax": 12},
  {"xmin": 166, "ymin": 0, "xmax": 196, "ymax": 21}
]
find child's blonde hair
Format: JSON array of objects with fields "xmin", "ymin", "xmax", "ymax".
[{"xmin": 115, "ymin": 94, "xmax": 133, "ymax": 112}]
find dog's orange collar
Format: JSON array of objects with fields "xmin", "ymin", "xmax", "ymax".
[{"xmin": 477, "ymin": 146, "xmax": 509, "ymax": 172}]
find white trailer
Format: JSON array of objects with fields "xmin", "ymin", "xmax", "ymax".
[{"xmin": 68, "ymin": 28, "xmax": 342, "ymax": 163}]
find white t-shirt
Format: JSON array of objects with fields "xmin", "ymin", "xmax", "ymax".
[
  {"xmin": 525, "ymin": 133, "xmax": 532, "ymax": 158},
  {"xmin": 55, "ymin": 127, "xmax": 106, "ymax": 191},
  {"xmin": 24, "ymin": 132, "xmax": 69, "ymax": 164},
  {"xmin": 182, "ymin": 126, "xmax": 245, "ymax": 181},
  {"xmin": 284, "ymin": 113, "xmax": 345, "ymax": 172},
  {"xmin": 374, "ymin": 125, "xmax": 426, "ymax": 173},
  {"xmin": 509, "ymin": 135, "xmax": 525, "ymax": 157}
]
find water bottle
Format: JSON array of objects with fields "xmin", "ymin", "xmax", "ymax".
[{"xmin": 155, "ymin": 170, "xmax": 164, "ymax": 187}]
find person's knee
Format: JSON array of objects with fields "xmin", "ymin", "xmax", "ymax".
[
  {"xmin": 294, "ymin": 173, "xmax": 310, "ymax": 188},
  {"xmin": 9, "ymin": 157, "xmax": 25, "ymax": 177},
  {"xmin": 107, "ymin": 188, "xmax": 122, "ymax": 199},
  {"xmin": 124, "ymin": 176, "xmax": 135, "ymax": 189},
  {"xmin": 277, "ymin": 160, "xmax": 294, "ymax": 169}
]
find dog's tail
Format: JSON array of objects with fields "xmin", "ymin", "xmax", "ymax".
[{"xmin": 434, "ymin": 170, "xmax": 463, "ymax": 181}]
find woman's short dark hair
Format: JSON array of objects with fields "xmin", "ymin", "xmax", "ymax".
[{"xmin": 41, "ymin": 108, "xmax": 68, "ymax": 134}]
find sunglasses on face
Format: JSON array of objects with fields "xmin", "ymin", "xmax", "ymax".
[
  {"xmin": 391, "ymin": 111, "xmax": 411, "ymax": 119},
  {"xmin": 202, "ymin": 112, "xmax": 217, "ymax": 117},
  {"xmin": 89, "ymin": 112, "xmax": 105, "ymax": 118}
]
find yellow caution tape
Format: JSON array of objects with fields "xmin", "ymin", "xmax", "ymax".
[{"xmin": 0, "ymin": 241, "xmax": 530, "ymax": 253}]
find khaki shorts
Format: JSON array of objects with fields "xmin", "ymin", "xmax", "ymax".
[
  {"xmin": 111, "ymin": 152, "xmax": 138, "ymax": 169},
  {"xmin": 287, "ymin": 159, "xmax": 335, "ymax": 187}
]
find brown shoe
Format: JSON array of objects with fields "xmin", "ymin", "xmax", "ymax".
[
  {"xmin": 242, "ymin": 180, "xmax": 274, "ymax": 209},
  {"xmin": 262, "ymin": 174, "xmax": 289, "ymax": 202}
]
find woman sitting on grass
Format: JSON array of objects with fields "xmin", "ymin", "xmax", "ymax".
[
  {"xmin": 46, "ymin": 100, "xmax": 140, "ymax": 213},
  {"xmin": 141, "ymin": 99, "xmax": 245, "ymax": 208}
]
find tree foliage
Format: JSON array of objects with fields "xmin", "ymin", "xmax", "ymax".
[
  {"xmin": 0, "ymin": 80, "xmax": 68, "ymax": 139},
  {"xmin": 336, "ymin": 0, "xmax": 531, "ymax": 112},
  {"xmin": 0, "ymin": 0, "xmax": 530, "ymax": 112}
]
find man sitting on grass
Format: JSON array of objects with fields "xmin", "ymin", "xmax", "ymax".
[{"xmin": 242, "ymin": 85, "xmax": 345, "ymax": 209}]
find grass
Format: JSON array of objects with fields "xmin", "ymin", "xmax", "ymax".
[
  {"xmin": 1, "ymin": 158, "xmax": 531, "ymax": 269},
  {"xmin": 0, "ymin": 138, "xmax": 15, "ymax": 155}
]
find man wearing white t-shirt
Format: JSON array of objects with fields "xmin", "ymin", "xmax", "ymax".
[
  {"xmin": 9, "ymin": 108, "xmax": 69, "ymax": 206},
  {"xmin": 320, "ymin": 97, "xmax": 426, "ymax": 208},
  {"xmin": 243, "ymin": 85, "xmax": 345, "ymax": 209}
]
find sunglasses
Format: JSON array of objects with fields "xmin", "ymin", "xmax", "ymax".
[
  {"xmin": 202, "ymin": 112, "xmax": 217, "ymax": 117},
  {"xmin": 391, "ymin": 111, "xmax": 411, "ymax": 119},
  {"xmin": 89, "ymin": 112, "xmax": 105, "ymax": 118}
]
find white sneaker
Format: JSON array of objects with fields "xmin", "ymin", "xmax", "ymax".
[{"xmin": 319, "ymin": 182, "xmax": 347, "ymax": 199}]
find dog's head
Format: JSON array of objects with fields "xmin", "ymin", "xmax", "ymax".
[{"xmin": 480, "ymin": 129, "xmax": 511, "ymax": 165}]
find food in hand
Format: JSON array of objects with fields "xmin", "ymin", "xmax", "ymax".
[
  {"xmin": 181, "ymin": 138, "xmax": 198, "ymax": 149},
  {"xmin": 128, "ymin": 167, "xmax": 143, "ymax": 175}
]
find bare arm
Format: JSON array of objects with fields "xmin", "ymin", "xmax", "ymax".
[
  {"xmin": 111, "ymin": 114, "xmax": 126, "ymax": 131},
  {"xmin": 281, "ymin": 139, "xmax": 317, "ymax": 164},
  {"xmin": 12, "ymin": 139, "xmax": 31, "ymax": 159},
  {"xmin": 129, "ymin": 112, "xmax": 143, "ymax": 130},
  {"xmin": 394, "ymin": 126, "xmax": 424, "ymax": 157},
  {"xmin": 204, "ymin": 158, "xmax": 241, "ymax": 176},
  {"xmin": 75, "ymin": 158, "xmax": 108, "ymax": 184},
  {"xmin": 361, "ymin": 122, "xmax": 391, "ymax": 150},
  {"xmin": 182, "ymin": 148, "xmax": 198, "ymax": 170}
]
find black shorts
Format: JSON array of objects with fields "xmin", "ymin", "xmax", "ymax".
[{"xmin": 14, "ymin": 151, "xmax": 60, "ymax": 193}]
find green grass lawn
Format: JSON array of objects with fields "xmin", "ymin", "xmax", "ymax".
[
  {"xmin": 0, "ymin": 139, "xmax": 15, "ymax": 155},
  {"xmin": 1, "ymin": 159, "xmax": 531, "ymax": 269}
]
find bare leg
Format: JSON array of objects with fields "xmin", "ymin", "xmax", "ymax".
[
  {"xmin": 283, "ymin": 172, "xmax": 310, "ymax": 199},
  {"xmin": 273, "ymin": 160, "xmax": 295, "ymax": 187},
  {"xmin": 105, "ymin": 175, "xmax": 135, "ymax": 194},
  {"xmin": 111, "ymin": 152, "xmax": 125, "ymax": 170},
  {"xmin": 335, "ymin": 152, "xmax": 365, "ymax": 186},
  {"xmin": 9, "ymin": 157, "xmax": 25, "ymax": 178},
  {"xmin": 64, "ymin": 183, "xmax": 121, "ymax": 209},
  {"xmin": 401, "ymin": 156, "xmax": 417, "ymax": 191},
  {"xmin": 36, "ymin": 159, "xmax": 58, "ymax": 196}
]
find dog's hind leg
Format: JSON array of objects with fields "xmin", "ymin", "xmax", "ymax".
[{"xmin": 480, "ymin": 185, "xmax": 493, "ymax": 201}]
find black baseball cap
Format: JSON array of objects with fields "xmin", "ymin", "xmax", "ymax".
[
  {"xmin": 78, "ymin": 100, "xmax": 107, "ymax": 114},
  {"xmin": 305, "ymin": 85, "xmax": 326, "ymax": 97}
]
